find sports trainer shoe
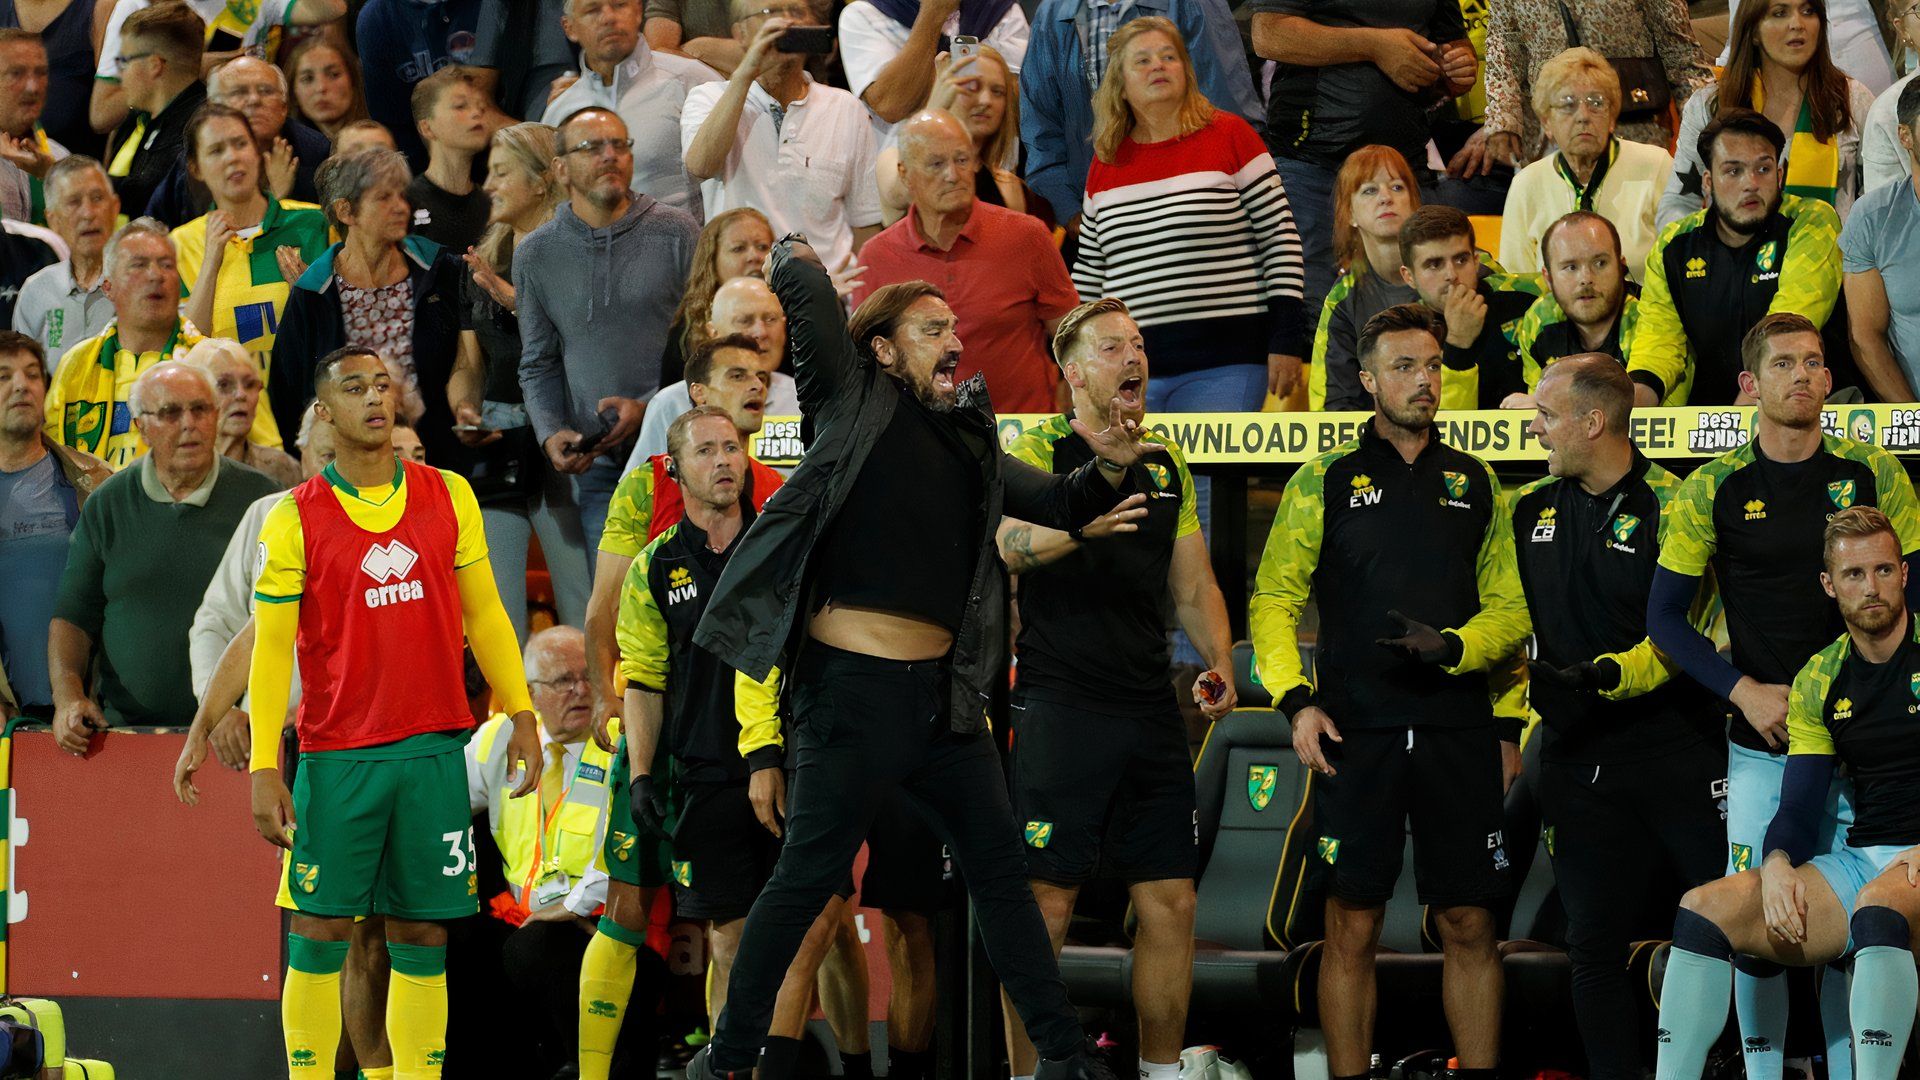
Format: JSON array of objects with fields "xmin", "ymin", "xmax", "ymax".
[{"xmin": 684, "ymin": 1044, "xmax": 753, "ymax": 1080}]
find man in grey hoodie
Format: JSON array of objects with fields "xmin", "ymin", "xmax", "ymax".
[{"xmin": 516, "ymin": 105, "xmax": 700, "ymax": 556}]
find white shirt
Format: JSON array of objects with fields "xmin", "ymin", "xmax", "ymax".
[
  {"xmin": 624, "ymin": 372, "xmax": 800, "ymax": 472},
  {"xmin": 189, "ymin": 490, "xmax": 298, "ymax": 705},
  {"xmin": 12, "ymin": 260, "xmax": 113, "ymax": 365},
  {"xmin": 681, "ymin": 74, "xmax": 883, "ymax": 273},
  {"xmin": 836, "ymin": 0, "xmax": 1029, "ymax": 143},
  {"xmin": 97, "ymin": 0, "xmax": 297, "ymax": 79},
  {"xmin": 1862, "ymin": 70, "xmax": 1917, "ymax": 199},
  {"xmin": 541, "ymin": 38, "xmax": 722, "ymax": 220}
]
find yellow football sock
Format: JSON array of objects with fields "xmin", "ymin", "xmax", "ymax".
[
  {"xmin": 285, "ymin": 934, "xmax": 349, "ymax": 1075},
  {"xmin": 384, "ymin": 943, "xmax": 448, "ymax": 1079},
  {"xmin": 361, "ymin": 1069, "xmax": 395, "ymax": 1080},
  {"xmin": 579, "ymin": 917, "xmax": 645, "ymax": 1080}
]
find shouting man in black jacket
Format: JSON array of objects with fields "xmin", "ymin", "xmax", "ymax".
[{"xmin": 687, "ymin": 238, "xmax": 1148, "ymax": 1080}]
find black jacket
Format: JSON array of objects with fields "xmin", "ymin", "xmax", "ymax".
[
  {"xmin": 271, "ymin": 236, "xmax": 469, "ymax": 471},
  {"xmin": 693, "ymin": 242, "xmax": 1129, "ymax": 732}
]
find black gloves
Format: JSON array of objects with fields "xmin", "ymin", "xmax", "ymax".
[
  {"xmin": 1376, "ymin": 610, "xmax": 1461, "ymax": 666},
  {"xmin": 1528, "ymin": 656, "xmax": 1623, "ymax": 694},
  {"xmin": 630, "ymin": 775, "xmax": 670, "ymax": 837}
]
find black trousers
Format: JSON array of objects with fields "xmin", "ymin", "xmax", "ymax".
[
  {"xmin": 500, "ymin": 917, "xmax": 666, "ymax": 1079},
  {"xmin": 709, "ymin": 642, "xmax": 1081, "ymax": 1069},
  {"xmin": 1538, "ymin": 745, "xmax": 1727, "ymax": 1080}
]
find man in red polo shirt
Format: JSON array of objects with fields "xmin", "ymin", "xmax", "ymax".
[{"xmin": 850, "ymin": 109, "xmax": 1080, "ymax": 415}]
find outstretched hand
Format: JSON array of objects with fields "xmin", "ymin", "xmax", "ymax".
[
  {"xmin": 1071, "ymin": 397, "xmax": 1148, "ymax": 468},
  {"xmin": 1375, "ymin": 609, "xmax": 1451, "ymax": 664},
  {"xmin": 1528, "ymin": 657, "xmax": 1619, "ymax": 694}
]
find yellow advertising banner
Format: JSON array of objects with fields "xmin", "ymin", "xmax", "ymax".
[{"xmin": 750, "ymin": 407, "xmax": 1920, "ymax": 468}]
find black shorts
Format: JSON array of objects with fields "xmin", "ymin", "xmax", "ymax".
[
  {"xmin": 670, "ymin": 780, "xmax": 782, "ymax": 922},
  {"xmin": 859, "ymin": 791, "xmax": 957, "ymax": 914},
  {"xmin": 1009, "ymin": 691, "xmax": 1198, "ymax": 887},
  {"xmin": 1312, "ymin": 723, "xmax": 1509, "ymax": 908}
]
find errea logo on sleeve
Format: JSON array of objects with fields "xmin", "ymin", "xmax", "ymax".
[{"xmin": 362, "ymin": 540, "xmax": 425, "ymax": 607}]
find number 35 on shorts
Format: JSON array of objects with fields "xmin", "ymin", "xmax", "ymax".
[{"xmin": 443, "ymin": 828, "xmax": 479, "ymax": 894}]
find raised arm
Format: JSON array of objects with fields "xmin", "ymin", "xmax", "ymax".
[{"xmin": 766, "ymin": 238, "xmax": 864, "ymax": 413}]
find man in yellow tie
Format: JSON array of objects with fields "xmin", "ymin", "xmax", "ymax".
[{"xmin": 464, "ymin": 625, "xmax": 637, "ymax": 1078}]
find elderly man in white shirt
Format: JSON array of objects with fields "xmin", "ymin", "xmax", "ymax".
[
  {"xmin": 544, "ymin": 0, "xmax": 721, "ymax": 218},
  {"xmin": 682, "ymin": 0, "xmax": 883, "ymax": 272},
  {"xmin": 837, "ymin": 0, "xmax": 1029, "ymax": 139}
]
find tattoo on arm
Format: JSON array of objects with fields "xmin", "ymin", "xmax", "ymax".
[{"xmin": 1004, "ymin": 525, "xmax": 1038, "ymax": 573}]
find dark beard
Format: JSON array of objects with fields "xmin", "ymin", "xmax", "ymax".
[{"xmin": 903, "ymin": 371, "xmax": 957, "ymax": 413}]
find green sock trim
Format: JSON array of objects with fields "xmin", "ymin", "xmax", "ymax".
[
  {"xmin": 384, "ymin": 941, "xmax": 447, "ymax": 978},
  {"xmin": 287, "ymin": 933, "xmax": 350, "ymax": 975},
  {"xmin": 596, "ymin": 915, "xmax": 647, "ymax": 948}
]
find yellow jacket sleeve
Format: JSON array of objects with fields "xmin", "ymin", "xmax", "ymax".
[
  {"xmin": 1770, "ymin": 195, "xmax": 1843, "ymax": 326},
  {"xmin": 736, "ymin": 664, "xmax": 783, "ymax": 763},
  {"xmin": 1249, "ymin": 451, "xmax": 1331, "ymax": 709},
  {"xmin": 1867, "ymin": 444, "xmax": 1920, "ymax": 554},
  {"xmin": 1626, "ymin": 216, "xmax": 1694, "ymax": 402},
  {"xmin": 1785, "ymin": 641, "xmax": 1845, "ymax": 756},
  {"xmin": 1444, "ymin": 463, "xmax": 1532, "ymax": 675},
  {"xmin": 614, "ymin": 535, "xmax": 670, "ymax": 692}
]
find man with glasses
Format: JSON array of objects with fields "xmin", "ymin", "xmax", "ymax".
[
  {"xmin": 46, "ymin": 358, "xmax": 276, "ymax": 745},
  {"xmin": 145, "ymin": 53, "xmax": 332, "ymax": 226},
  {"xmin": 543, "ymin": 0, "xmax": 719, "ymax": 218},
  {"xmin": 1630, "ymin": 109, "xmax": 1845, "ymax": 406},
  {"xmin": 101, "ymin": 2, "xmax": 207, "ymax": 219},
  {"xmin": 44, "ymin": 218, "xmax": 276, "ymax": 469},
  {"xmin": 683, "ymin": 0, "xmax": 883, "ymax": 273},
  {"xmin": 517, "ymin": 105, "xmax": 698, "ymax": 556}
]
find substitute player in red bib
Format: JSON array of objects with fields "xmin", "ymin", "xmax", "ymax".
[{"xmin": 248, "ymin": 346, "xmax": 542, "ymax": 1080}]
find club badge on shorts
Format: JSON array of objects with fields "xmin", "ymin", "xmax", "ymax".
[{"xmin": 1024, "ymin": 821, "xmax": 1054, "ymax": 849}]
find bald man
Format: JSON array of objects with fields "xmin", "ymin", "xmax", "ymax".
[
  {"xmin": 626, "ymin": 275, "xmax": 797, "ymax": 470},
  {"xmin": 849, "ymin": 109, "xmax": 1079, "ymax": 414}
]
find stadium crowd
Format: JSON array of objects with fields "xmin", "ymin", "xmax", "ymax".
[{"xmin": 9, "ymin": 0, "xmax": 1920, "ymax": 1077}]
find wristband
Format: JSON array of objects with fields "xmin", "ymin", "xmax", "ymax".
[{"xmin": 1068, "ymin": 523, "xmax": 1085, "ymax": 541}]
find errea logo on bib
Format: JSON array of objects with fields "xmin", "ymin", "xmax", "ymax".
[{"xmin": 362, "ymin": 540, "xmax": 425, "ymax": 607}]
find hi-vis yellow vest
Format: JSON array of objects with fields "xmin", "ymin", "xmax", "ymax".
[{"xmin": 472, "ymin": 714, "xmax": 621, "ymax": 900}]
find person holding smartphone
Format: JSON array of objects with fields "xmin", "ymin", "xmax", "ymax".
[{"xmin": 682, "ymin": 0, "xmax": 884, "ymax": 275}]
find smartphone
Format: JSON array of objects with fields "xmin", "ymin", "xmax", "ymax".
[
  {"xmin": 569, "ymin": 405, "xmax": 625, "ymax": 455},
  {"xmin": 951, "ymin": 34, "xmax": 980, "ymax": 62},
  {"xmin": 776, "ymin": 25, "xmax": 835, "ymax": 54},
  {"xmin": 450, "ymin": 424, "xmax": 492, "ymax": 433}
]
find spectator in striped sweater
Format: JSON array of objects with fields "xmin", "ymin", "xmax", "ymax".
[{"xmin": 1071, "ymin": 16, "xmax": 1307, "ymax": 414}]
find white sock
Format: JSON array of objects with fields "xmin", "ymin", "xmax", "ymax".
[
  {"xmin": 1139, "ymin": 1059, "xmax": 1180, "ymax": 1080},
  {"xmin": 1012, "ymin": 1074, "xmax": 1036, "ymax": 1080}
]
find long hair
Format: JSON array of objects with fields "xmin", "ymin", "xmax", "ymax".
[
  {"xmin": 973, "ymin": 44, "xmax": 1023, "ymax": 173},
  {"xmin": 1331, "ymin": 145, "xmax": 1421, "ymax": 281},
  {"xmin": 183, "ymin": 102, "xmax": 260, "ymax": 196},
  {"xmin": 1718, "ymin": 0, "xmax": 1852, "ymax": 141},
  {"xmin": 281, "ymin": 36, "xmax": 370, "ymax": 134},
  {"xmin": 474, "ymin": 123, "xmax": 560, "ymax": 276},
  {"xmin": 673, "ymin": 207, "xmax": 773, "ymax": 357},
  {"xmin": 1091, "ymin": 16, "xmax": 1215, "ymax": 165}
]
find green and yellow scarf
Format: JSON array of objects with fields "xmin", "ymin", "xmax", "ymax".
[{"xmin": 1752, "ymin": 80, "xmax": 1840, "ymax": 208}]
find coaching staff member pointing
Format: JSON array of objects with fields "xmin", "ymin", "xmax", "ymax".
[
  {"xmin": 1250, "ymin": 304, "xmax": 1529, "ymax": 1080},
  {"xmin": 686, "ymin": 237, "xmax": 1149, "ymax": 1080},
  {"xmin": 1507, "ymin": 356, "xmax": 1726, "ymax": 1080}
]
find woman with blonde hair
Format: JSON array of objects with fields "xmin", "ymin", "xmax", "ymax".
[
  {"xmin": 1659, "ymin": 0, "xmax": 1875, "ymax": 226},
  {"xmin": 1308, "ymin": 145, "xmax": 1423, "ymax": 410},
  {"xmin": 446, "ymin": 121, "xmax": 589, "ymax": 641},
  {"xmin": 662, "ymin": 207, "xmax": 775, "ymax": 385},
  {"xmin": 181, "ymin": 337, "xmax": 303, "ymax": 488},
  {"xmin": 1073, "ymin": 15, "xmax": 1306, "ymax": 409},
  {"xmin": 1499, "ymin": 47, "xmax": 1673, "ymax": 279},
  {"xmin": 876, "ymin": 45, "xmax": 1055, "ymax": 227}
]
